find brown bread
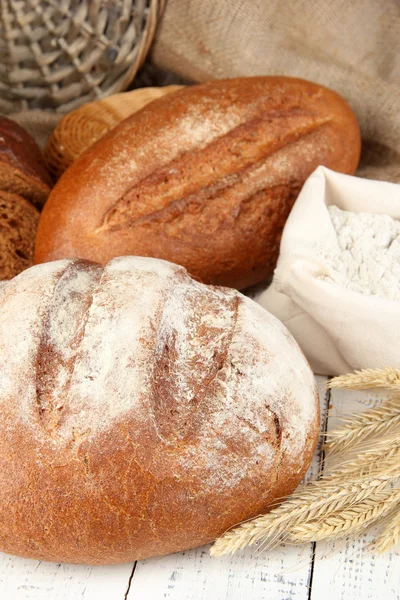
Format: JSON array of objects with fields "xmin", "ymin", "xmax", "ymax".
[
  {"xmin": 0, "ymin": 190, "xmax": 39, "ymax": 279},
  {"xmin": 34, "ymin": 77, "xmax": 361, "ymax": 288},
  {"xmin": 0, "ymin": 116, "xmax": 52, "ymax": 208},
  {"xmin": 0, "ymin": 256, "xmax": 319, "ymax": 564}
]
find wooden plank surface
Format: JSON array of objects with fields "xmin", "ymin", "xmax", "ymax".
[
  {"xmin": 129, "ymin": 543, "xmax": 315, "ymax": 600},
  {"xmin": 0, "ymin": 554, "xmax": 134, "ymax": 600},
  {"xmin": 0, "ymin": 378, "xmax": 398, "ymax": 599}
]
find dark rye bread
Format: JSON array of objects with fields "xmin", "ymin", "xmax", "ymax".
[
  {"xmin": 35, "ymin": 76, "xmax": 361, "ymax": 288},
  {"xmin": 0, "ymin": 116, "xmax": 52, "ymax": 208},
  {"xmin": 0, "ymin": 190, "xmax": 39, "ymax": 279},
  {"xmin": 0, "ymin": 256, "xmax": 319, "ymax": 564}
]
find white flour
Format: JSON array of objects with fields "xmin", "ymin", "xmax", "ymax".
[{"xmin": 318, "ymin": 206, "xmax": 400, "ymax": 301}]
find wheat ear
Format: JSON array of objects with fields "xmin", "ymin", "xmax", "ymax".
[
  {"xmin": 325, "ymin": 398, "xmax": 400, "ymax": 455},
  {"xmin": 329, "ymin": 368, "xmax": 400, "ymax": 391},
  {"xmin": 322, "ymin": 437, "xmax": 400, "ymax": 481},
  {"xmin": 289, "ymin": 489, "xmax": 400, "ymax": 543}
]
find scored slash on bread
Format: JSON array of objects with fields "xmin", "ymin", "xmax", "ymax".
[{"xmin": 0, "ymin": 190, "xmax": 39, "ymax": 279}]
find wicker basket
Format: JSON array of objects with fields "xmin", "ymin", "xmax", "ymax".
[{"xmin": 0, "ymin": 0, "xmax": 165, "ymax": 114}]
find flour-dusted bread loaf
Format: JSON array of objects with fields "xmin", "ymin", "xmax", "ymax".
[
  {"xmin": 0, "ymin": 116, "xmax": 52, "ymax": 207},
  {"xmin": 0, "ymin": 256, "xmax": 319, "ymax": 565},
  {"xmin": 0, "ymin": 190, "xmax": 39, "ymax": 279},
  {"xmin": 34, "ymin": 77, "xmax": 361, "ymax": 288}
]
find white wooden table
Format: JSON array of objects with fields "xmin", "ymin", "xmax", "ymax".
[{"xmin": 1, "ymin": 377, "xmax": 399, "ymax": 600}]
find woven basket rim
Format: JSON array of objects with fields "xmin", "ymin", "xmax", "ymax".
[{"xmin": 0, "ymin": 0, "xmax": 166, "ymax": 114}]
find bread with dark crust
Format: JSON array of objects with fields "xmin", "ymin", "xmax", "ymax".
[
  {"xmin": 34, "ymin": 76, "xmax": 361, "ymax": 288},
  {"xmin": 0, "ymin": 116, "xmax": 52, "ymax": 208},
  {"xmin": 0, "ymin": 256, "xmax": 319, "ymax": 564},
  {"xmin": 0, "ymin": 190, "xmax": 39, "ymax": 279}
]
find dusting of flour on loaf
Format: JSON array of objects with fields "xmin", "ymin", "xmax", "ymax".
[
  {"xmin": 188, "ymin": 295, "xmax": 318, "ymax": 490},
  {"xmin": 318, "ymin": 206, "xmax": 400, "ymax": 300},
  {"xmin": 0, "ymin": 256, "xmax": 318, "ymax": 497}
]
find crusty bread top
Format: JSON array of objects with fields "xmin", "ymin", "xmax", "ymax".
[
  {"xmin": 44, "ymin": 85, "xmax": 184, "ymax": 179},
  {"xmin": 3, "ymin": 256, "xmax": 317, "ymax": 450}
]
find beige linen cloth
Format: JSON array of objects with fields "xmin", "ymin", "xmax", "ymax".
[
  {"xmin": 152, "ymin": 0, "xmax": 400, "ymax": 183},
  {"xmin": 255, "ymin": 167, "xmax": 400, "ymax": 376}
]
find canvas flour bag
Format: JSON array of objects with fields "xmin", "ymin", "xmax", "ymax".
[{"xmin": 255, "ymin": 166, "xmax": 400, "ymax": 376}]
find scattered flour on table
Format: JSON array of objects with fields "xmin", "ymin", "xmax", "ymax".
[{"xmin": 318, "ymin": 206, "xmax": 400, "ymax": 301}]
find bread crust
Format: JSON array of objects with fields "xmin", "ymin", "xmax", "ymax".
[
  {"xmin": 0, "ymin": 189, "xmax": 39, "ymax": 279},
  {"xmin": 34, "ymin": 77, "xmax": 361, "ymax": 288},
  {"xmin": 0, "ymin": 256, "xmax": 319, "ymax": 564},
  {"xmin": 0, "ymin": 116, "xmax": 52, "ymax": 207}
]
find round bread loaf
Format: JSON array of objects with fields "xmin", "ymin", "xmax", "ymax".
[
  {"xmin": 0, "ymin": 189, "xmax": 39, "ymax": 279},
  {"xmin": 0, "ymin": 116, "xmax": 52, "ymax": 207},
  {"xmin": 0, "ymin": 256, "xmax": 319, "ymax": 564},
  {"xmin": 34, "ymin": 76, "xmax": 361, "ymax": 289}
]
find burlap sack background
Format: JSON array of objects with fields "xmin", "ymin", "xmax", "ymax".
[
  {"xmin": 152, "ymin": 0, "xmax": 400, "ymax": 182},
  {"xmin": 10, "ymin": 0, "xmax": 400, "ymax": 182}
]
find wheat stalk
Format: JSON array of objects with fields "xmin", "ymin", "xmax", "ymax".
[
  {"xmin": 289, "ymin": 490, "xmax": 400, "ymax": 543},
  {"xmin": 325, "ymin": 401, "xmax": 400, "ymax": 454},
  {"xmin": 329, "ymin": 368, "xmax": 400, "ymax": 391},
  {"xmin": 322, "ymin": 437, "xmax": 400, "ymax": 481},
  {"xmin": 211, "ymin": 368, "xmax": 400, "ymax": 558}
]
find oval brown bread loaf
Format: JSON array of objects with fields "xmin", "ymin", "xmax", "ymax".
[
  {"xmin": 0, "ymin": 256, "xmax": 319, "ymax": 565},
  {"xmin": 34, "ymin": 77, "xmax": 361, "ymax": 289},
  {"xmin": 0, "ymin": 190, "xmax": 39, "ymax": 279},
  {"xmin": 0, "ymin": 116, "xmax": 52, "ymax": 208}
]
